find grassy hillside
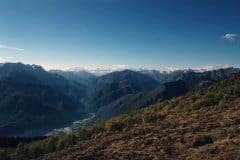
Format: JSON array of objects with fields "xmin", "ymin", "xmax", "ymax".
[{"xmin": 1, "ymin": 74, "xmax": 240, "ymax": 160}]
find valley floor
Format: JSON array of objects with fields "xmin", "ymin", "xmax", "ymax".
[{"xmin": 39, "ymin": 98, "xmax": 240, "ymax": 160}]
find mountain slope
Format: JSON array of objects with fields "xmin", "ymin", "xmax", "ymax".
[
  {"xmin": 93, "ymin": 68, "xmax": 240, "ymax": 121},
  {"xmin": 96, "ymin": 80, "xmax": 188, "ymax": 120},
  {"xmin": 18, "ymin": 73, "xmax": 240, "ymax": 160},
  {"xmin": 84, "ymin": 70, "xmax": 159, "ymax": 111},
  {"xmin": 0, "ymin": 63, "xmax": 86, "ymax": 137}
]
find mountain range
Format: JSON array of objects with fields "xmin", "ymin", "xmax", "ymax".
[
  {"xmin": 0, "ymin": 62, "xmax": 240, "ymax": 137},
  {"xmin": 1, "ymin": 71, "xmax": 240, "ymax": 160}
]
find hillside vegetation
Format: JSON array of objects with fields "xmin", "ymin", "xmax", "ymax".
[{"xmin": 1, "ymin": 74, "xmax": 240, "ymax": 160}]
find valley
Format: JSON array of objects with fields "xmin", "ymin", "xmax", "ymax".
[{"xmin": 45, "ymin": 113, "xmax": 95, "ymax": 136}]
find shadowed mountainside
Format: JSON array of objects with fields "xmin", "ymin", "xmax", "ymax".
[{"xmin": 0, "ymin": 63, "xmax": 86, "ymax": 137}]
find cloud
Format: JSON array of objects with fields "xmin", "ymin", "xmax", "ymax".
[
  {"xmin": 222, "ymin": 33, "xmax": 238, "ymax": 41},
  {"xmin": 65, "ymin": 64, "xmax": 129, "ymax": 76},
  {"xmin": 0, "ymin": 44, "xmax": 24, "ymax": 51},
  {"xmin": 162, "ymin": 64, "xmax": 233, "ymax": 73},
  {"xmin": 0, "ymin": 56, "xmax": 15, "ymax": 62}
]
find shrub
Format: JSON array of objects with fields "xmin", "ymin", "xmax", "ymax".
[
  {"xmin": 144, "ymin": 112, "xmax": 165, "ymax": 123},
  {"xmin": 105, "ymin": 119, "xmax": 125, "ymax": 132},
  {"xmin": 121, "ymin": 114, "xmax": 142, "ymax": 127},
  {"xmin": 91, "ymin": 122, "xmax": 106, "ymax": 135},
  {"xmin": 77, "ymin": 128, "xmax": 92, "ymax": 140}
]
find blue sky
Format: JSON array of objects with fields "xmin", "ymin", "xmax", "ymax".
[{"xmin": 0, "ymin": 0, "xmax": 239, "ymax": 70}]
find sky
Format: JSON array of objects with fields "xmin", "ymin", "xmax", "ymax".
[{"xmin": 0, "ymin": 0, "xmax": 239, "ymax": 70}]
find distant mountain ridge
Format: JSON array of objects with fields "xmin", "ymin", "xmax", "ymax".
[
  {"xmin": 139, "ymin": 67, "xmax": 240, "ymax": 84},
  {"xmin": 50, "ymin": 70, "xmax": 96, "ymax": 86},
  {"xmin": 63, "ymin": 65, "xmax": 238, "ymax": 77},
  {"xmin": 50, "ymin": 70, "xmax": 96, "ymax": 81}
]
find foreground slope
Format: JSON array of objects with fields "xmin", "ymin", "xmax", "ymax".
[
  {"xmin": 43, "ymin": 99, "xmax": 240, "ymax": 160},
  {"xmin": 4, "ymin": 73, "xmax": 238, "ymax": 160},
  {"xmin": 39, "ymin": 74, "xmax": 240, "ymax": 160}
]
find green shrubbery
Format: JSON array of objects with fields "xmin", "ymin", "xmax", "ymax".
[{"xmin": 105, "ymin": 119, "xmax": 125, "ymax": 132}]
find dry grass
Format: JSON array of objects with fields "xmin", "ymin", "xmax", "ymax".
[{"xmin": 39, "ymin": 98, "xmax": 240, "ymax": 160}]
